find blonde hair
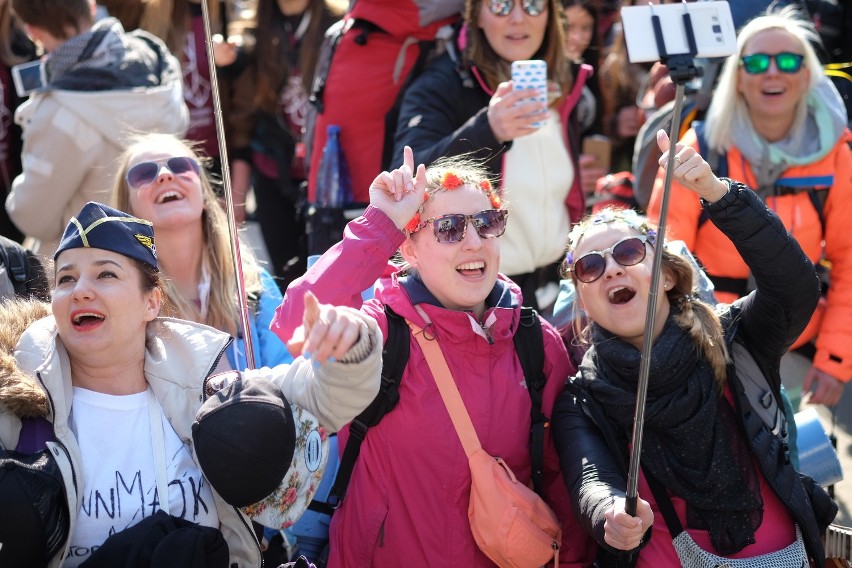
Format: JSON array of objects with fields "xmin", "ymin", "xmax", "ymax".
[
  {"xmin": 463, "ymin": 0, "xmax": 572, "ymax": 101},
  {"xmin": 112, "ymin": 133, "xmax": 260, "ymax": 337},
  {"xmin": 561, "ymin": 207, "xmax": 730, "ymax": 388},
  {"xmin": 704, "ymin": 6, "xmax": 823, "ymax": 154}
]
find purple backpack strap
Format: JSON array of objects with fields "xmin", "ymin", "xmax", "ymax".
[{"xmin": 15, "ymin": 416, "xmax": 55, "ymax": 453}]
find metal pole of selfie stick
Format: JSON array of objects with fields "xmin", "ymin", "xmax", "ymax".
[
  {"xmin": 200, "ymin": 0, "xmax": 256, "ymax": 369},
  {"xmin": 625, "ymin": 3, "xmax": 702, "ymax": 517}
]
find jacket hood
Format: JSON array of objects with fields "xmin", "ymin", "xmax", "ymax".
[
  {"xmin": 35, "ymin": 18, "xmax": 188, "ymax": 148},
  {"xmin": 733, "ymin": 76, "xmax": 848, "ymax": 186},
  {"xmin": 376, "ymin": 268, "xmax": 523, "ymax": 341},
  {"xmin": 0, "ymin": 300, "xmax": 52, "ymax": 418},
  {"xmin": 40, "ymin": 83, "xmax": 188, "ymax": 150}
]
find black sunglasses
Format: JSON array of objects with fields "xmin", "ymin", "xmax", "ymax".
[
  {"xmin": 740, "ymin": 52, "xmax": 804, "ymax": 75},
  {"xmin": 570, "ymin": 235, "xmax": 651, "ymax": 283},
  {"xmin": 412, "ymin": 209, "xmax": 508, "ymax": 243},
  {"xmin": 126, "ymin": 156, "xmax": 201, "ymax": 190},
  {"xmin": 488, "ymin": 0, "xmax": 547, "ymax": 17}
]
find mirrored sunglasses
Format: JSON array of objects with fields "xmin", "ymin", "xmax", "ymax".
[
  {"xmin": 740, "ymin": 52, "xmax": 804, "ymax": 75},
  {"xmin": 488, "ymin": 0, "xmax": 547, "ymax": 17},
  {"xmin": 571, "ymin": 235, "xmax": 651, "ymax": 283},
  {"xmin": 413, "ymin": 209, "xmax": 508, "ymax": 244},
  {"xmin": 126, "ymin": 156, "xmax": 201, "ymax": 190}
]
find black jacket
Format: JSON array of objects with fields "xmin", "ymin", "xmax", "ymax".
[
  {"xmin": 393, "ymin": 50, "xmax": 588, "ymax": 224},
  {"xmin": 552, "ymin": 181, "xmax": 836, "ymax": 567}
]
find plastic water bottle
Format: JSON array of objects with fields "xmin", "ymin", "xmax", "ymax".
[{"xmin": 315, "ymin": 125, "xmax": 352, "ymax": 208}]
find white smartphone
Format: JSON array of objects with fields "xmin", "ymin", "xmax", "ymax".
[
  {"xmin": 11, "ymin": 60, "xmax": 44, "ymax": 98},
  {"xmin": 620, "ymin": 1, "xmax": 737, "ymax": 64},
  {"xmin": 511, "ymin": 59, "xmax": 548, "ymax": 128}
]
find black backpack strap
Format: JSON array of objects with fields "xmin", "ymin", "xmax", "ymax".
[
  {"xmin": 0, "ymin": 236, "xmax": 34, "ymax": 296},
  {"xmin": 514, "ymin": 306, "xmax": 547, "ymax": 497},
  {"xmin": 326, "ymin": 304, "xmax": 410, "ymax": 507}
]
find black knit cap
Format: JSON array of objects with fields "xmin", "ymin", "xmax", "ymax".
[
  {"xmin": 54, "ymin": 201, "xmax": 158, "ymax": 270},
  {"xmin": 192, "ymin": 373, "xmax": 297, "ymax": 508}
]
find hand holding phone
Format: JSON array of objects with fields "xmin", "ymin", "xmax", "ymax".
[{"xmin": 511, "ymin": 60, "xmax": 548, "ymax": 129}]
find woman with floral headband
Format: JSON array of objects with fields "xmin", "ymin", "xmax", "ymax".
[
  {"xmin": 271, "ymin": 146, "xmax": 597, "ymax": 566},
  {"xmin": 551, "ymin": 130, "xmax": 836, "ymax": 567}
]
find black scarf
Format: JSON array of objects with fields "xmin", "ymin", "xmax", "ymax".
[{"xmin": 576, "ymin": 312, "xmax": 762, "ymax": 554}]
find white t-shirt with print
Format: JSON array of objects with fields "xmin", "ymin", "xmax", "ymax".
[{"xmin": 64, "ymin": 387, "xmax": 218, "ymax": 567}]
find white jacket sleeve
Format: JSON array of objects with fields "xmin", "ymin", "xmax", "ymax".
[{"xmin": 244, "ymin": 312, "xmax": 382, "ymax": 432}]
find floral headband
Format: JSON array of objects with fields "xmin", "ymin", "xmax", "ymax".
[
  {"xmin": 564, "ymin": 208, "xmax": 657, "ymax": 266},
  {"xmin": 404, "ymin": 171, "xmax": 502, "ymax": 234}
]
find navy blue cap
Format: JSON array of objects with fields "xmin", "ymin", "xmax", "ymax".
[{"xmin": 54, "ymin": 202, "xmax": 158, "ymax": 271}]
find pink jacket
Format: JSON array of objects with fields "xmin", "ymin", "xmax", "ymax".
[{"xmin": 272, "ymin": 206, "xmax": 597, "ymax": 567}]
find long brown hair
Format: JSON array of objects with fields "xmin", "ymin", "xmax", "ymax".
[
  {"xmin": 112, "ymin": 133, "xmax": 261, "ymax": 337},
  {"xmin": 252, "ymin": 0, "xmax": 345, "ymax": 113},
  {"xmin": 138, "ymin": 0, "xmax": 221, "ymax": 59},
  {"xmin": 463, "ymin": 0, "xmax": 572, "ymax": 101}
]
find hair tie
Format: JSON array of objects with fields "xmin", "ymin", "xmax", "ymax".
[{"xmin": 678, "ymin": 293, "xmax": 700, "ymax": 307}]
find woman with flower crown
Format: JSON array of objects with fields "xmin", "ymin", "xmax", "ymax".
[
  {"xmin": 270, "ymin": 146, "xmax": 598, "ymax": 566},
  {"xmin": 551, "ymin": 130, "xmax": 837, "ymax": 567}
]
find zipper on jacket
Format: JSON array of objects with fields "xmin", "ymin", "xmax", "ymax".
[
  {"xmin": 36, "ymin": 370, "xmax": 79, "ymax": 495},
  {"xmin": 480, "ymin": 322, "xmax": 494, "ymax": 345},
  {"xmin": 233, "ymin": 505, "xmax": 264, "ymax": 567}
]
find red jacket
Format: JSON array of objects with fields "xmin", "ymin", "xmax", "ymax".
[
  {"xmin": 648, "ymin": 127, "xmax": 852, "ymax": 381},
  {"xmin": 272, "ymin": 206, "xmax": 597, "ymax": 567}
]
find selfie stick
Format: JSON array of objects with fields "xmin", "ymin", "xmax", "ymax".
[
  {"xmin": 625, "ymin": 3, "xmax": 703, "ymax": 517},
  {"xmin": 200, "ymin": 0, "xmax": 257, "ymax": 369}
]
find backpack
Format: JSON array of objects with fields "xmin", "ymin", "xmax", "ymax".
[
  {"xmin": 312, "ymin": 303, "xmax": 548, "ymax": 514},
  {"xmin": 0, "ymin": 236, "xmax": 49, "ymax": 302},
  {"xmin": 304, "ymin": 2, "xmax": 462, "ymax": 206},
  {"xmin": 302, "ymin": 2, "xmax": 461, "ymax": 255}
]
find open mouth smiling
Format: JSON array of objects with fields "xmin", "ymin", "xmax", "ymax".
[
  {"xmin": 72, "ymin": 312, "xmax": 105, "ymax": 328},
  {"xmin": 156, "ymin": 191, "xmax": 183, "ymax": 204},
  {"xmin": 457, "ymin": 261, "xmax": 485, "ymax": 277},
  {"xmin": 608, "ymin": 286, "xmax": 636, "ymax": 305}
]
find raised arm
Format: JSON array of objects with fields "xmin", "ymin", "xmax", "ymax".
[
  {"xmin": 250, "ymin": 292, "xmax": 382, "ymax": 432},
  {"xmin": 271, "ymin": 147, "xmax": 427, "ymax": 344}
]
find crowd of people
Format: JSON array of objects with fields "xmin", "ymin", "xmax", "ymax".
[{"xmin": 0, "ymin": 0, "xmax": 850, "ymax": 567}]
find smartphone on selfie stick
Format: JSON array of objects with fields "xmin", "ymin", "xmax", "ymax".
[{"xmin": 617, "ymin": 0, "xmax": 737, "ymax": 519}]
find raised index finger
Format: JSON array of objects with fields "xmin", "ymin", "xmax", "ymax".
[{"xmin": 403, "ymin": 145, "xmax": 415, "ymax": 175}]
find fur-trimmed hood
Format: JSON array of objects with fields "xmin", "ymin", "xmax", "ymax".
[{"xmin": 0, "ymin": 299, "xmax": 51, "ymax": 418}]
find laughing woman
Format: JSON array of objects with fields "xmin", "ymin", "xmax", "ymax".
[
  {"xmin": 553, "ymin": 131, "xmax": 836, "ymax": 567},
  {"xmin": 112, "ymin": 133, "xmax": 288, "ymax": 371},
  {"xmin": 270, "ymin": 147, "xmax": 597, "ymax": 567},
  {"xmin": 0, "ymin": 202, "xmax": 381, "ymax": 567}
]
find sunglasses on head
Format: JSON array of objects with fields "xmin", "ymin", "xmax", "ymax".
[
  {"xmin": 413, "ymin": 209, "xmax": 508, "ymax": 243},
  {"xmin": 487, "ymin": 0, "xmax": 547, "ymax": 17},
  {"xmin": 126, "ymin": 156, "xmax": 201, "ymax": 190},
  {"xmin": 740, "ymin": 52, "xmax": 804, "ymax": 75},
  {"xmin": 570, "ymin": 235, "xmax": 651, "ymax": 283}
]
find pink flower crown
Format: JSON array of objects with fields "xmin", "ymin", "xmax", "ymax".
[{"xmin": 404, "ymin": 172, "xmax": 502, "ymax": 234}]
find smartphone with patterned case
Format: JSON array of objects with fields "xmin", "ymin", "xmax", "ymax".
[{"xmin": 511, "ymin": 59, "xmax": 548, "ymax": 129}]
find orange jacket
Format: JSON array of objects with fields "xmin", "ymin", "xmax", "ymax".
[{"xmin": 648, "ymin": 127, "xmax": 852, "ymax": 381}]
